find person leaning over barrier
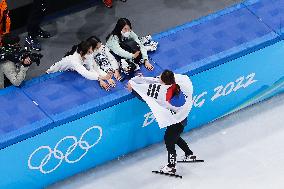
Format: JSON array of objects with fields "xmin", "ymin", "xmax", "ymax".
[
  {"xmin": 0, "ymin": 34, "xmax": 32, "ymax": 89},
  {"xmin": 86, "ymin": 36, "xmax": 121, "ymax": 86},
  {"xmin": 106, "ymin": 18, "xmax": 154, "ymax": 71},
  {"xmin": 46, "ymin": 41, "xmax": 113, "ymax": 91}
]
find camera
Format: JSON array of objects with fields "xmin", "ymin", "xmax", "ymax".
[
  {"xmin": 0, "ymin": 34, "xmax": 43, "ymax": 66},
  {"xmin": 18, "ymin": 49, "xmax": 43, "ymax": 66}
]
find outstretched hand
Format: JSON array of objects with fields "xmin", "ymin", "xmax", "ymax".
[
  {"xmin": 99, "ymin": 80, "xmax": 110, "ymax": 91},
  {"xmin": 144, "ymin": 60, "xmax": 154, "ymax": 71},
  {"xmin": 126, "ymin": 82, "xmax": 133, "ymax": 92}
]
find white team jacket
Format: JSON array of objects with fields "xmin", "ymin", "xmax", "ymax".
[{"xmin": 47, "ymin": 52, "xmax": 106, "ymax": 80}]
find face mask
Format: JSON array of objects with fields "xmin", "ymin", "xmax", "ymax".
[
  {"xmin": 84, "ymin": 54, "xmax": 93, "ymax": 60},
  {"xmin": 94, "ymin": 45, "xmax": 103, "ymax": 54},
  {"xmin": 121, "ymin": 31, "xmax": 131, "ymax": 38}
]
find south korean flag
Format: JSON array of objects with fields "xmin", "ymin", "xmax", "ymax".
[{"xmin": 129, "ymin": 74, "xmax": 193, "ymax": 129}]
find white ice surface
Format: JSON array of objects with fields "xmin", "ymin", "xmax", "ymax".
[{"xmin": 49, "ymin": 93, "xmax": 284, "ymax": 189}]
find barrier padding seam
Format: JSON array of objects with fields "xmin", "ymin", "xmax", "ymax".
[
  {"xmin": 241, "ymin": 2, "xmax": 280, "ymax": 37},
  {"xmin": 21, "ymin": 88, "xmax": 54, "ymax": 121}
]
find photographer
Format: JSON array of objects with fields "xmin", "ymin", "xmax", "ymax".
[{"xmin": 0, "ymin": 34, "xmax": 41, "ymax": 89}]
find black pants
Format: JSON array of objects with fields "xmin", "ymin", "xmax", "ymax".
[
  {"xmin": 110, "ymin": 50, "xmax": 143, "ymax": 65},
  {"xmin": 110, "ymin": 50, "xmax": 142, "ymax": 79},
  {"xmin": 27, "ymin": 0, "xmax": 48, "ymax": 37},
  {"xmin": 164, "ymin": 121, "xmax": 193, "ymax": 167}
]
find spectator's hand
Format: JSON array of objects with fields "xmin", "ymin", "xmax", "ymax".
[
  {"xmin": 107, "ymin": 78, "xmax": 116, "ymax": 88},
  {"xmin": 23, "ymin": 57, "xmax": 31, "ymax": 65},
  {"xmin": 114, "ymin": 69, "xmax": 122, "ymax": 81},
  {"xmin": 99, "ymin": 80, "xmax": 110, "ymax": 91},
  {"xmin": 144, "ymin": 60, "xmax": 154, "ymax": 71},
  {"xmin": 133, "ymin": 51, "xmax": 141, "ymax": 59},
  {"xmin": 126, "ymin": 82, "xmax": 132, "ymax": 92}
]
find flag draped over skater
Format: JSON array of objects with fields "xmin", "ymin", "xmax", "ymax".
[{"xmin": 129, "ymin": 74, "xmax": 194, "ymax": 128}]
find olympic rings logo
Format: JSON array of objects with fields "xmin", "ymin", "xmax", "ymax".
[{"xmin": 28, "ymin": 126, "xmax": 103, "ymax": 174}]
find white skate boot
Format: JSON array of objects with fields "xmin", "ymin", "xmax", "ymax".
[{"xmin": 160, "ymin": 165, "xmax": 176, "ymax": 174}]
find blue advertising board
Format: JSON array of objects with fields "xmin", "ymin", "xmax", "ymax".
[{"xmin": 187, "ymin": 41, "xmax": 284, "ymax": 130}]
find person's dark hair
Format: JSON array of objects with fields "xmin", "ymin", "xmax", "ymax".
[
  {"xmin": 86, "ymin": 36, "xmax": 101, "ymax": 50},
  {"xmin": 106, "ymin": 18, "xmax": 132, "ymax": 41},
  {"xmin": 161, "ymin": 69, "xmax": 181, "ymax": 96},
  {"xmin": 1, "ymin": 33, "xmax": 20, "ymax": 46},
  {"xmin": 65, "ymin": 41, "xmax": 91, "ymax": 57}
]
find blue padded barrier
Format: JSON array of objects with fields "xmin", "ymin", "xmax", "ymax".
[
  {"xmin": 21, "ymin": 64, "xmax": 164, "ymax": 133},
  {"xmin": 0, "ymin": 59, "xmax": 163, "ymax": 150},
  {"xmin": 0, "ymin": 87, "xmax": 53, "ymax": 149},
  {"xmin": 152, "ymin": 3, "xmax": 245, "ymax": 40},
  {"xmin": 243, "ymin": 0, "xmax": 284, "ymax": 37},
  {"xmin": 150, "ymin": 2, "xmax": 279, "ymax": 75}
]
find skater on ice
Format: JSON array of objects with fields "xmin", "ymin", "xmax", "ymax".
[{"xmin": 127, "ymin": 70, "xmax": 203, "ymax": 178}]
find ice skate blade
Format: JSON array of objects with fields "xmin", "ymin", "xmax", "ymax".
[
  {"xmin": 177, "ymin": 159, "xmax": 204, "ymax": 163},
  {"xmin": 152, "ymin": 170, "xmax": 182, "ymax": 179}
]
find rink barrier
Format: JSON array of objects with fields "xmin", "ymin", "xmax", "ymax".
[{"xmin": 0, "ymin": 0, "xmax": 284, "ymax": 188}]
